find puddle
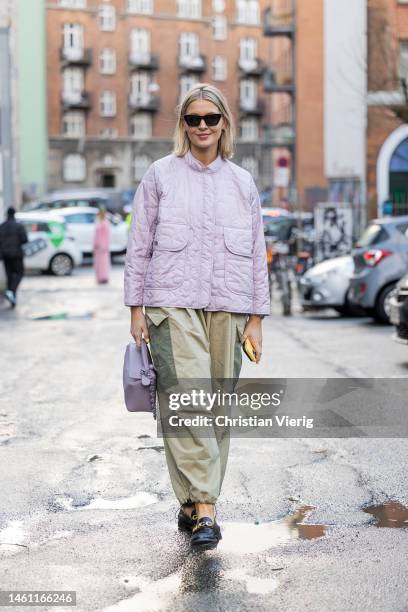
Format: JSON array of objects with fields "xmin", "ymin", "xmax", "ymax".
[
  {"xmin": 86, "ymin": 492, "xmax": 158, "ymax": 510},
  {"xmin": 219, "ymin": 505, "xmax": 325, "ymax": 554},
  {"xmin": 104, "ymin": 572, "xmax": 181, "ymax": 611},
  {"xmin": 0, "ymin": 520, "xmax": 28, "ymax": 555},
  {"xmin": 50, "ymin": 492, "xmax": 158, "ymax": 511},
  {"xmin": 363, "ymin": 501, "xmax": 408, "ymax": 528},
  {"xmin": 30, "ymin": 311, "xmax": 94, "ymax": 320},
  {"xmin": 224, "ymin": 569, "xmax": 279, "ymax": 594}
]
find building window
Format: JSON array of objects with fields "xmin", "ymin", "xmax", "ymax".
[
  {"xmin": 130, "ymin": 72, "xmax": 151, "ymax": 100},
  {"xmin": 240, "ymin": 37, "xmax": 257, "ymax": 62},
  {"xmin": 240, "ymin": 117, "xmax": 258, "ymax": 141},
  {"xmin": 399, "ymin": 41, "xmax": 408, "ymax": 84},
  {"xmin": 130, "ymin": 113, "xmax": 152, "ymax": 138},
  {"xmin": 236, "ymin": 0, "xmax": 259, "ymax": 24},
  {"xmin": 99, "ymin": 48, "xmax": 116, "ymax": 74},
  {"xmin": 63, "ymin": 111, "xmax": 85, "ymax": 137},
  {"xmin": 179, "ymin": 32, "xmax": 199, "ymax": 61},
  {"xmin": 212, "ymin": 0, "xmax": 225, "ymax": 12},
  {"xmin": 63, "ymin": 154, "xmax": 86, "ymax": 182},
  {"xmin": 128, "ymin": 0, "xmax": 153, "ymax": 13},
  {"xmin": 180, "ymin": 74, "xmax": 199, "ymax": 99},
  {"xmin": 134, "ymin": 154, "xmax": 151, "ymax": 181},
  {"xmin": 241, "ymin": 155, "xmax": 259, "ymax": 179},
  {"xmin": 99, "ymin": 127, "xmax": 118, "ymax": 138},
  {"xmin": 130, "ymin": 28, "xmax": 150, "ymax": 56},
  {"xmin": 240, "ymin": 78, "xmax": 257, "ymax": 106},
  {"xmin": 98, "ymin": 5, "xmax": 115, "ymax": 31},
  {"xmin": 63, "ymin": 67, "xmax": 84, "ymax": 97},
  {"xmin": 212, "ymin": 56, "xmax": 227, "ymax": 80},
  {"xmin": 212, "ymin": 16, "xmax": 227, "ymax": 40},
  {"xmin": 59, "ymin": 0, "xmax": 87, "ymax": 7},
  {"xmin": 100, "ymin": 90, "xmax": 116, "ymax": 116},
  {"xmin": 177, "ymin": 0, "xmax": 201, "ymax": 18},
  {"xmin": 63, "ymin": 23, "xmax": 83, "ymax": 50}
]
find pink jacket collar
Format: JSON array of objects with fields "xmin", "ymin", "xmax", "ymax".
[{"xmin": 183, "ymin": 148, "xmax": 226, "ymax": 173}]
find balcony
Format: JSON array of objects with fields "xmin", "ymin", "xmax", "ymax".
[
  {"xmin": 129, "ymin": 51, "xmax": 159, "ymax": 71},
  {"xmin": 263, "ymin": 2, "xmax": 295, "ymax": 37},
  {"xmin": 238, "ymin": 58, "xmax": 265, "ymax": 77},
  {"xmin": 263, "ymin": 67, "xmax": 294, "ymax": 93},
  {"xmin": 128, "ymin": 94, "xmax": 160, "ymax": 113},
  {"xmin": 178, "ymin": 54, "xmax": 207, "ymax": 74},
  {"xmin": 239, "ymin": 98, "xmax": 266, "ymax": 116},
  {"xmin": 61, "ymin": 90, "xmax": 91, "ymax": 110},
  {"xmin": 60, "ymin": 47, "xmax": 93, "ymax": 66},
  {"xmin": 263, "ymin": 123, "xmax": 295, "ymax": 147}
]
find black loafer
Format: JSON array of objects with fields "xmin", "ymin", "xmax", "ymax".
[
  {"xmin": 177, "ymin": 507, "xmax": 197, "ymax": 533},
  {"xmin": 190, "ymin": 516, "xmax": 222, "ymax": 551}
]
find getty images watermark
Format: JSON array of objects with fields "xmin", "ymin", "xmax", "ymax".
[
  {"xmin": 155, "ymin": 378, "xmax": 408, "ymax": 438},
  {"xmin": 166, "ymin": 388, "xmax": 313, "ymax": 430}
]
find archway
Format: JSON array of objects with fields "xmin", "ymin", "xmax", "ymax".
[{"xmin": 377, "ymin": 124, "xmax": 408, "ymax": 216}]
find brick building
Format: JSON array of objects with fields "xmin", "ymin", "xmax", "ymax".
[
  {"xmin": 46, "ymin": 0, "xmax": 280, "ymax": 198},
  {"xmin": 367, "ymin": 0, "xmax": 408, "ymax": 218}
]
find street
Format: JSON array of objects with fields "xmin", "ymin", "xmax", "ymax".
[{"xmin": 0, "ymin": 263, "xmax": 407, "ymax": 612}]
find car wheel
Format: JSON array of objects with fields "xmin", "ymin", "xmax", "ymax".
[
  {"xmin": 374, "ymin": 283, "xmax": 397, "ymax": 324},
  {"xmin": 49, "ymin": 253, "xmax": 74, "ymax": 276}
]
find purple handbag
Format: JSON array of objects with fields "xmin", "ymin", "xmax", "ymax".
[{"xmin": 123, "ymin": 340, "xmax": 157, "ymax": 419}]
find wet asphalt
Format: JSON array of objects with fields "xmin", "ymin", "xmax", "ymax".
[{"xmin": 0, "ymin": 263, "xmax": 407, "ymax": 612}]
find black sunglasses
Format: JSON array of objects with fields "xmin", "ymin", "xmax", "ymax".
[{"xmin": 183, "ymin": 113, "xmax": 222, "ymax": 127}]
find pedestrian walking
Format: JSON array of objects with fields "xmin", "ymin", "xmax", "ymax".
[
  {"xmin": 124, "ymin": 83, "xmax": 270, "ymax": 551},
  {"xmin": 93, "ymin": 207, "xmax": 111, "ymax": 284},
  {"xmin": 0, "ymin": 207, "xmax": 28, "ymax": 308}
]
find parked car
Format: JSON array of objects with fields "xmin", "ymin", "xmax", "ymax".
[
  {"xmin": 348, "ymin": 216, "xmax": 408, "ymax": 323},
  {"xmin": 23, "ymin": 188, "xmax": 134, "ymax": 218},
  {"xmin": 299, "ymin": 255, "xmax": 361, "ymax": 316},
  {"xmin": 48, "ymin": 207, "xmax": 129, "ymax": 256},
  {"xmin": 15, "ymin": 212, "xmax": 82, "ymax": 275},
  {"xmin": 389, "ymin": 272, "xmax": 408, "ymax": 344}
]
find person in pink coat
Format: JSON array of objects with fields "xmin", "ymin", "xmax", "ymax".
[{"xmin": 93, "ymin": 208, "xmax": 111, "ymax": 284}]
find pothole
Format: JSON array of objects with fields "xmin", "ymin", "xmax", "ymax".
[{"xmin": 363, "ymin": 501, "xmax": 408, "ymax": 528}]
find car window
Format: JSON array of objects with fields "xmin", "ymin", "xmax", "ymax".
[
  {"xmin": 355, "ymin": 224, "xmax": 389, "ymax": 247},
  {"xmin": 22, "ymin": 221, "xmax": 50, "ymax": 233},
  {"xmin": 64, "ymin": 213, "xmax": 95, "ymax": 224}
]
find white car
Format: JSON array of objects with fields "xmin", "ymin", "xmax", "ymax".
[
  {"xmin": 299, "ymin": 255, "xmax": 362, "ymax": 316},
  {"xmin": 49, "ymin": 207, "xmax": 129, "ymax": 256},
  {"xmin": 15, "ymin": 212, "xmax": 83, "ymax": 275}
]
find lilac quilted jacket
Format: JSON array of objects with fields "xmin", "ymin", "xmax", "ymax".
[{"xmin": 124, "ymin": 148, "xmax": 271, "ymax": 316}]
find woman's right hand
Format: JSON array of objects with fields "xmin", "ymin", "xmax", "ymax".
[{"xmin": 130, "ymin": 306, "xmax": 150, "ymax": 347}]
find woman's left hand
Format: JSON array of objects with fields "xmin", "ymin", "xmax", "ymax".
[{"xmin": 242, "ymin": 315, "xmax": 263, "ymax": 364}]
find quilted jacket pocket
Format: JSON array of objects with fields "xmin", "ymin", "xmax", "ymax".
[
  {"xmin": 223, "ymin": 227, "xmax": 254, "ymax": 296},
  {"xmin": 145, "ymin": 223, "xmax": 190, "ymax": 290}
]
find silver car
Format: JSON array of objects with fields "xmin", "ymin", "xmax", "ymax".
[
  {"xmin": 299, "ymin": 255, "xmax": 359, "ymax": 316},
  {"xmin": 349, "ymin": 216, "xmax": 408, "ymax": 323}
]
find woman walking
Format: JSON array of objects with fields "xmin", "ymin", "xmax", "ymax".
[
  {"xmin": 124, "ymin": 83, "xmax": 270, "ymax": 551},
  {"xmin": 93, "ymin": 207, "xmax": 111, "ymax": 284}
]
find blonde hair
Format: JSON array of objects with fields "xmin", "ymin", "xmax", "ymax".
[{"xmin": 172, "ymin": 82, "xmax": 236, "ymax": 159}]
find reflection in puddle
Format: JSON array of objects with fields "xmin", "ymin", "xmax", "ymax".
[
  {"xmin": 104, "ymin": 573, "xmax": 181, "ymax": 612},
  {"xmin": 51, "ymin": 492, "xmax": 158, "ymax": 511},
  {"xmin": 86, "ymin": 492, "xmax": 158, "ymax": 510},
  {"xmin": 0, "ymin": 520, "xmax": 28, "ymax": 556},
  {"xmin": 219, "ymin": 505, "xmax": 325, "ymax": 554},
  {"xmin": 224, "ymin": 569, "xmax": 279, "ymax": 594},
  {"xmin": 363, "ymin": 501, "xmax": 408, "ymax": 528}
]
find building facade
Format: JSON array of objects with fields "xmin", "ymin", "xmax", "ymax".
[
  {"xmin": 46, "ymin": 0, "xmax": 281, "ymax": 198},
  {"xmin": 0, "ymin": 0, "xmax": 19, "ymax": 219}
]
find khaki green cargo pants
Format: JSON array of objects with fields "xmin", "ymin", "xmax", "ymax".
[{"xmin": 145, "ymin": 307, "xmax": 248, "ymax": 505}]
